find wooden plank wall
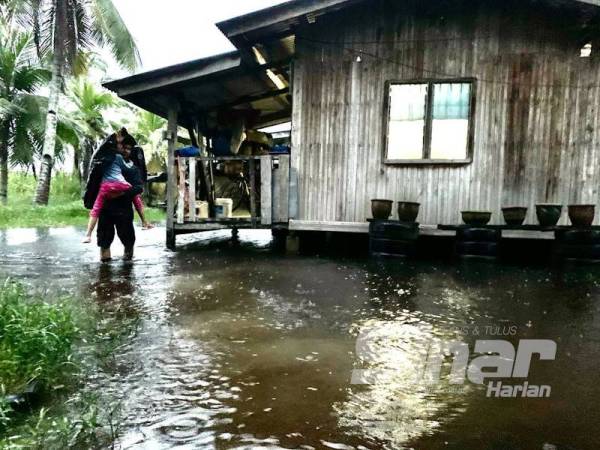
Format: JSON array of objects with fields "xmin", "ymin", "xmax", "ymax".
[
  {"xmin": 291, "ymin": 0, "xmax": 600, "ymax": 225},
  {"xmin": 260, "ymin": 155, "xmax": 273, "ymax": 225},
  {"xmin": 272, "ymin": 154, "xmax": 290, "ymax": 223}
]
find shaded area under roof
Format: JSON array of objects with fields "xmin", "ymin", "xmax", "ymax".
[{"xmin": 103, "ymin": 50, "xmax": 292, "ymax": 129}]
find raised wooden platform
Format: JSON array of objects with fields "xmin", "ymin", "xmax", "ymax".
[
  {"xmin": 438, "ymin": 224, "xmax": 600, "ymax": 231},
  {"xmin": 174, "ymin": 218, "xmax": 275, "ymax": 232}
]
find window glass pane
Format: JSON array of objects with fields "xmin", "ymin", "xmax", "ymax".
[
  {"xmin": 430, "ymin": 83, "xmax": 470, "ymax": 159},
  {"xmin": 387, "ymin": 84, "xmax": 427, "ymax": 159}
]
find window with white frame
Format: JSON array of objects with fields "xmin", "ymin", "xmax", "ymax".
[{"xmin": 385, "ymin": 80, "xmax": 474, "ymax": 163}]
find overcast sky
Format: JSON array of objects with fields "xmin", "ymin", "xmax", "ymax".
[{"xmin": 107, "ymin": 0, "xmax": 290, "ymax": 78}]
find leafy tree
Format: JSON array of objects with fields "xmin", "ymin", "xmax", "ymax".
[
  {"xmin": 67, "ymin": 77, "xmax": 114, "ymax": 181},
  {"xmin": 26, "ymin": 0, "xmax": 140, "ymax": 204},
  {"xmin": 129, "ymin": 109, "xmax": 167, "ymax": 170},
  {"xmin": 0, "ymin": 17, "xmax": 49, "ymax": 204}
]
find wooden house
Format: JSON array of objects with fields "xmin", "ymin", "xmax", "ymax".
[{"xmin": 104, "ymin": 0, "xmax": 600, "ymax": 248}]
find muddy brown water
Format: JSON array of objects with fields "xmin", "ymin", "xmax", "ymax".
[{"xmin": 1, "ymin": 227, "xmax": 600, "ymax": 450}]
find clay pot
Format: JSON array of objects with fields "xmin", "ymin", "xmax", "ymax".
[
  {"xmin": 535, "ymin": 204, "xmax": 562, "ymax": 227},
  {"xmin": 397, "ymin": 201, "xmax": 420, "ymax": 222},
  {"xmin": 461, "ymin": 211, "xmax": 492, "ymax": 226},
  {"xmin": 568, "ymin": 204, "xmax": 595, "ymax": 227},
  {"xmin": 371, "ymin": 199, "xmax": 393, "ymax": 220},
  {"xmin": 502, "ymin": 207, "xmax": 527, "ymax": 226}
]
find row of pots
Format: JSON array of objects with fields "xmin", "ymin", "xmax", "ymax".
[
  {"xmin": 371, "ymin": 199, "xmax": 420, "ymax": 222},
  {"xmin": 463, "ymin": 204, "xmax": 595, "ymax": 227},
  {"xmin": 371, "ymin": 199, "xmax": 597, "ymax": 227}
]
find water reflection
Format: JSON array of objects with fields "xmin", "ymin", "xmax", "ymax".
[
  {"xmin": 4, "ymin": 228, "xmax": 39, "ymax": 246},
  {"xmin": 339, "ymin": 316, "xmax": 471, "ymax": 447}
]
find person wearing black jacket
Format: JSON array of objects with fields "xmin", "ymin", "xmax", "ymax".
[{"xmin": 83, "ymin": 128, "xmax": 150, "ymax": 262}]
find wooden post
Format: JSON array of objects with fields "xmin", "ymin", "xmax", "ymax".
[
  {"xmin": 249, "ymin": 158, "xmax": 257, "ymax": 227},
  {"xmin": 177, "ymin": 157, "xmax": 187, "ymax": 224},
  {"xmin": 197, "ymin": 127, "xmax": 215, "ymax": 213},
  {"xmin": 260, "ymin": 155, "xmax": 272, "ymax": 225},
  {"xmin": 166, "ymin": 105, "xmax": 179, "ymax": 250},
  {"xmin": 188, "ymin": 158, "xmax": 196, "ymax": 222},
  {"xmin": 272, "ymin": 154, "xmax": 290, "ymax": 223}
]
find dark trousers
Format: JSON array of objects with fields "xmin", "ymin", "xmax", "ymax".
[{"xmin": 97, "ymin": 207, "xmax": 135, "ymax": 250}]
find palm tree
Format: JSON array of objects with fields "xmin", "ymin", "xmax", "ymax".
[
  {"xmin": 67, "ymin": 77, "xmax": 114, "ymax": 181},
  {"xmin": 0, "ymin": 18, "xmax": 50, "ymax": 204},
  {"xmin": 29, "ymin": 0, "xmax": 140, "ymax": 204},
  {"xmin": 130, "ymin": 109, "xmax": 166, "ymax": 151}
]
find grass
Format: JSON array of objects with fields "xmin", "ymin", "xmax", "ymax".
[
  {"xmin": 0, "ymin": 279, "xmax": 138, "ymax": 448},
  {"xmin": 0, "ymin": 173, "xmax": 165, "ymax": 229},
  {"xmin": 0, "ymin": 281, "xmax": 78, "ymax": 395}
]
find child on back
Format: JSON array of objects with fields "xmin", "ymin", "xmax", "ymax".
[{"xmin": 82, "ymin": 134, "xmax": 152, "ymax": 243}]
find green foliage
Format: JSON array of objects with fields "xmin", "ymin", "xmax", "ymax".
[
  {"xmin": 90, "ymin": 0, "xmax": 140, "ymax": 72},
  {"xmin": 20, "ymin": 0, "xmax": 140, "ymax": 76},
  {"xmin": 0, "ymin": 280, "xmax": 78, "ymax": 394},
  {"xmin": 0, "ymin": 279, "xmax": 136, "ymax": 448},
  {"xmin": 0, "ymin": 19, "xmax": 50, "ymax": 171},
  {"xmin": 128, "ymin": 109, "xmax": 167, "ymax": 171},
  {"xmin": 1, "ymin": 395, "xmax": 121, "ymax": 449},
  {"xmin": 67, "ymin": 78, "xmax": 114, "ymax": 139},
  {"xmin": 0, "ymin": 18, "xmax": 80, "ymax": 172},
  {"xmin": 0, "ymin": 173, "xmax": 165, "ymax": 228}
]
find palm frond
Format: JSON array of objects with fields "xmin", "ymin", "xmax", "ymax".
[
  {"xmin": 63, "ymin": 0, "xmax": 91, "ymax": 71},
  {"xmin": 37, "ymin": 0, "xmax": 54, "ymax": 59},
  {"xmin": 13, "ymin": 66, "xmax": 51, "ymax": 92},
  {"xmin": 90, "ymin": 0, "xmax": 139, "ymax": 71},
  {"xmin": 9, "ymin": 92, "xmax": 45, "ymax": 166},
  {"xmin": 0, "ymin": 97, "xmax": 25, "ymax": 118}
]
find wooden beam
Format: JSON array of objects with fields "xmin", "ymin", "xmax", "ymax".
[
  {"xmin": 188, "ymin": 158, "xmax": 196, "ymax": 222},
  {"xmin": 216, "ymin": 0, "xmax": 360, "ymax": 40},
  {"xmin": 166, "ymin": 105, "xmax": 179, "ymax": 250},
  {"xmin": 255, "ymin": 108, "xmax": 293, "ymax": 128},
  {"xmin": 272, "ymin": 154, "xmax": 290, "ymax": 223},
  {"xmin": 218, "ymin": 87, "xmax": 288, "ymax": 110},
  {"xmin": 260, "ymin": 156, "xmax": 272, "ymax": 225},
  {"xmin": 249, "ymin": 159, "xmax": 257, "ymax": 227},
  {"xmin": 113, "ymin": 56, "xmax": 292, "ymax": 99},
  {"xmin": 110, "ymin": 54, "xmax": 242, "ymax": 97},
  {"xmin": 186, "ymin": 126, "xmax": 199, "ymax": 147},
  {"xmin": 289, "ymin": 220, "xmax": 369, "ymax": 233},
  {"xmin": 177, "ymin": 157, "xmax": 187, "ymax": 224}
]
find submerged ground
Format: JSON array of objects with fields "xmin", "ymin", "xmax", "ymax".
[{"xmin": 1, "ymin": 227, "xmax": 599, "ymax": 450}]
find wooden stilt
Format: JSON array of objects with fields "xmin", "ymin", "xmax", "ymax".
[
  {"xmin": 166, "ymin": 105, "xmax": 179, "ymax": 250},
  {"xmin": 249, "ymin": 159, "xmax": 257, "ymax": 227}
]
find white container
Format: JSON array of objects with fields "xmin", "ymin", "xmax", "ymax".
[
  {"xmin": 214, "ymin": 198, "xmax": 233, "ymax": 218},
  {"xmin": 196, "ymin": 201, "xmax": 209, "ymax": 219}
]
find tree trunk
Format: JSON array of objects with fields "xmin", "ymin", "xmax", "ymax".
[
  {"xmin": 0, "ymin": 120, "xmax": 10, "ymax": 205},
  {"xmin": 33, "ymin": 57, "xmax": 61, "ymax": 205},
  {"xmin": 34, "ymin": 0, "xmax": 66, "ymax": 205},
  {"xmin": 73, "ymin": 146, "xmax": 81, "ymax": 182},
  {"xmin": 82, "ymin": 138, "xmax": 94, "ymax": 182}
]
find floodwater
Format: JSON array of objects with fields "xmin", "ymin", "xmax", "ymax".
[{"xmin": 1, "ymin": 227, "xmax": 600, "ymax": 450}]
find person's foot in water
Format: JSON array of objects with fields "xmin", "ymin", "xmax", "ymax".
[
  {"xmin": 123, "ymin": 247, "xmax": 134, "ymax": 261},
  {"xmin": 100, "ymin": 248, "xmax": 112, "ymax": 262}
]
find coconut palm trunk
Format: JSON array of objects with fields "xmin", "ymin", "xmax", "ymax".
[
  {"xmin": 81, "ymin": 138, "xmax": 94, "ymax": 182},
  {"xmin": 33, "ymin": 0, "xmax": 66, "ymax": 205},
  {"xmin": 0, "ymin": 120, "xmax": 10, "ymax": 205},
  {"xmin": 73, "ymin": 146, "xmax": 81, "ymax": 182},
  {"xmin": 33, "ymin": 63, "xmax": 61, "ymax": 204}
]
